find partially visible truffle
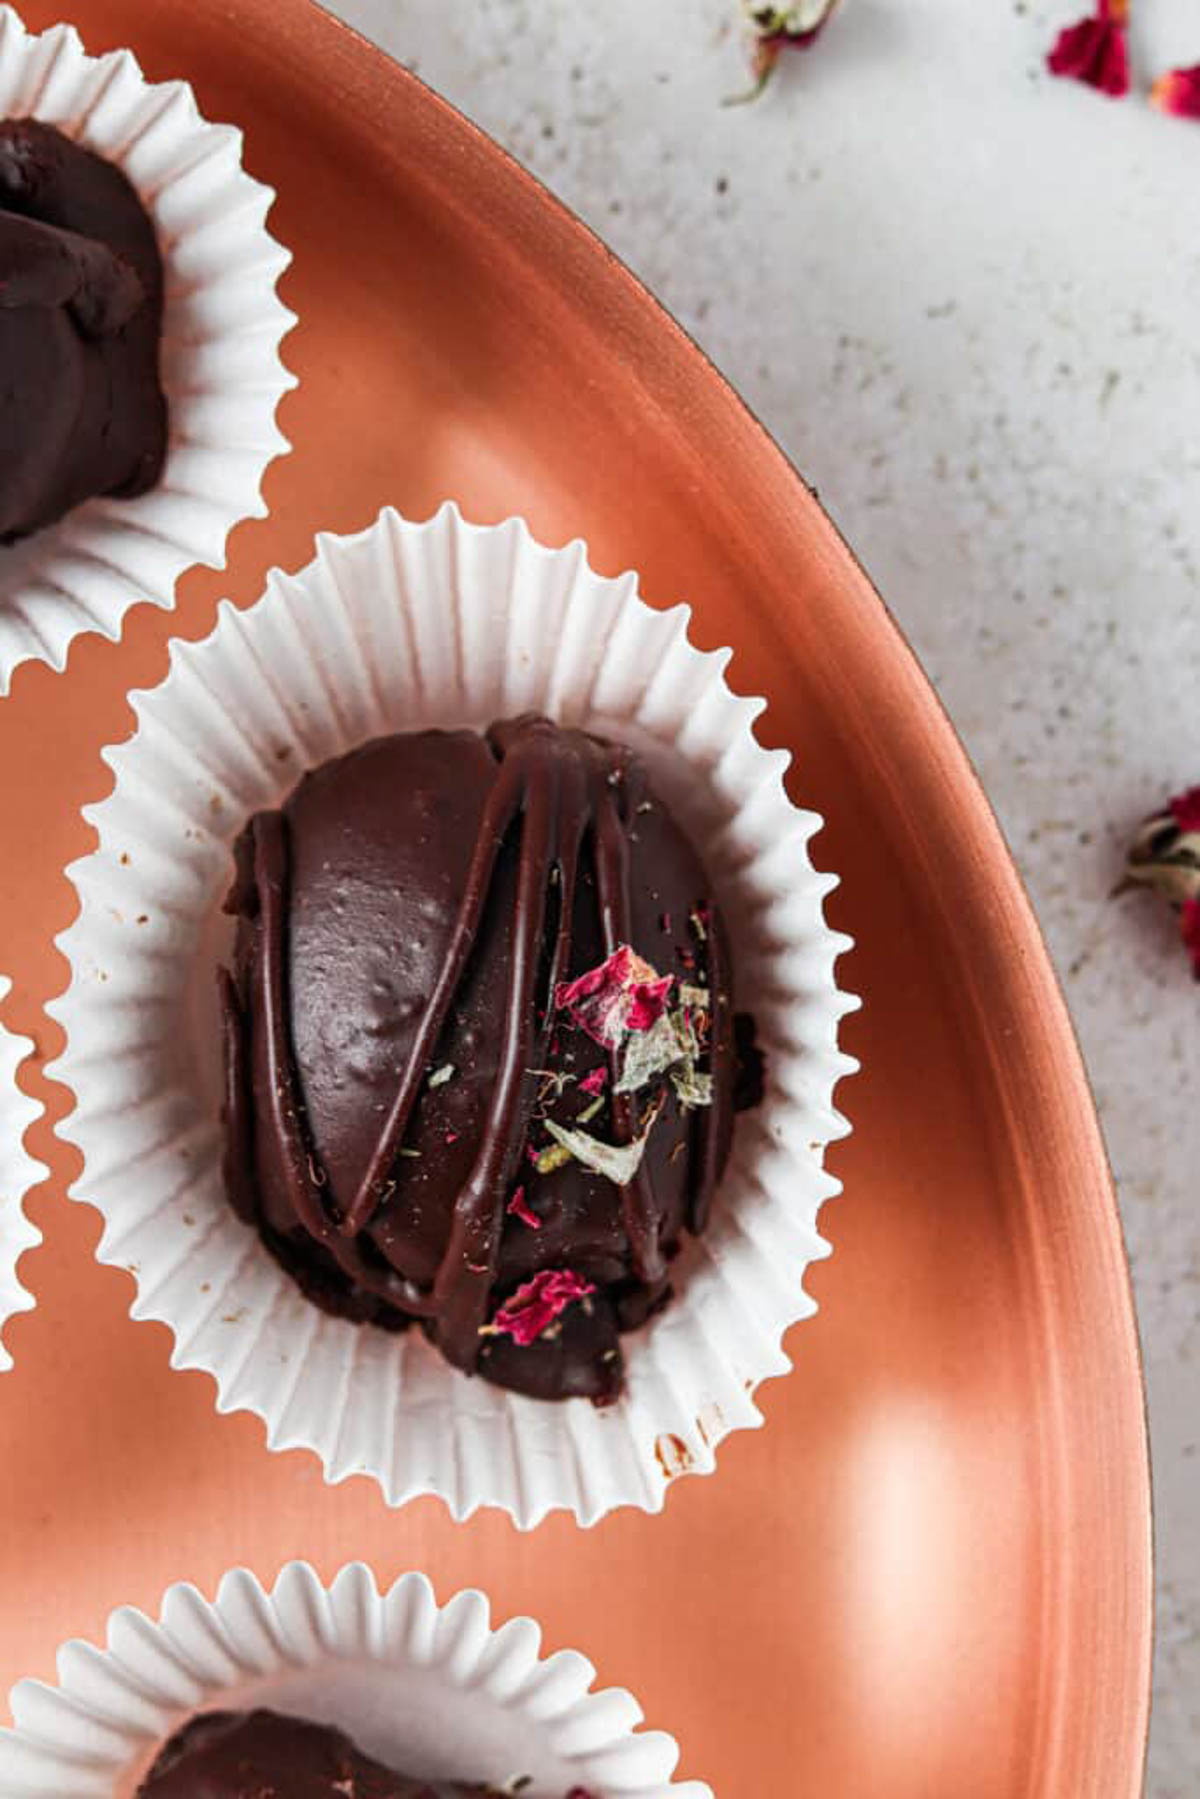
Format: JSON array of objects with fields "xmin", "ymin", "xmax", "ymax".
[
  {"xmin": 0, "ymin": 118, "xmax": 166, "ymax": 543},
  {"xmin": 136, "ymin": 1710, "xmax": 593, "ymax": 1799},
  {"xmin": 221, "ymin": 714, "xmax": 742, "ymax": 1403}
]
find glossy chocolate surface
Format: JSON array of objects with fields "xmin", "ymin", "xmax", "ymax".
[
  {"xmin": 137, "ymin": 1708, "xmax": 589, "ymax": 1798},
  {"xmin": 0, "ymin": 118, "xmax": 166, "ymax": 542},
  {"xmin": 222, "ymin": 715, "xmax": 737, "ymax": 1400}
]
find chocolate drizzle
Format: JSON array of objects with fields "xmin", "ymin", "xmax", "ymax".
[{"xmin": 221, "ymin": 715, "xmax": 736, "ymax": 1400}]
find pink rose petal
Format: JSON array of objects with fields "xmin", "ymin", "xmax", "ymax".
[
  {"xmin": 1151, "ymin": 64, "xmax": 1200, "ymax": 120},
  {"xmin": 506, "ymin": 1185, "xmax": 542, "ymax": 1230},
  {"xmin": 625, "ymin": 973, "xmax": 673, "ymax": 1032},
  {"xmin": 554, "ymin": 945, "xmax": 673, "ymax": 1046},
  {"xmin": 488, "ymin": 1269, "xmax": 596, "ymax": 1346},
  {"xmin": 1047, "ymin": 2, "xmax": 1129, "ymax": 98},
  {"xmin": 1170, "ymin": 787, "xmax": 1200, "ymax": 832}
]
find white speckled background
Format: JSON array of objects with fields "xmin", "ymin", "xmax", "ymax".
[{"xmin": 328, "ymin": 3, "xmax": 1197, "ymax": 1787}]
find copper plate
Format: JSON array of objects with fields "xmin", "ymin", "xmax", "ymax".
[{"xmin": 0, "ymin": 3, "xmax": 1151, "ymax": 1794}]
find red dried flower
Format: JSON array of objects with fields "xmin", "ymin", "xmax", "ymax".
[
  {"xmin": 1122, "ymin": 791, "xmax": 1200, "ymax": 973},
  {"xmin": 578, "ymin": 1063, "xmax": 608, "ymax": 1097},
  {"xmin": 554, "ymin": 945, "xmax": 673, "ymax": 1047},
  {"xmin": 626, "ymin": 975, "xmax": 673, "ymax": 1031},
  {"xmin": 1169, "ymin": 787, "xmax": 1200, "ymax": 831},
  {"xmin": 506, "ymin": 1185, "xmax": 542, "ymax": 1230},
  {"xmin": 1151, "ymin": 64, "xmax": 1200, "ymax": 120},
  {"xmin": 488, "ymin": 1269, "xmax": 595, "ymax": 1346},
  {"xmin": 1046, "ymin": 0, "xmax": 1130, "ymax": 99}
]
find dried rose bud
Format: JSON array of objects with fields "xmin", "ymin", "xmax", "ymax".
[
  {"xmin": 1122, "ymin": 787, "xmax": 1200, "ymax": 975},
  {"xmin": 730, "ymin": 1, "xmax": 843, "ymax": 104},
  {"xmin": 1150, "ymin": 64, "xmax": 1200, "ymax": 120},
  {"xmin": 1046, "ymin": 0, "xmax": 1130, "ymax": 99}
]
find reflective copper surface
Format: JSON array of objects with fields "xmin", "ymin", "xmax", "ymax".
[{"xmin": 0, "ymin": 3, "xmax": 1151, "ymax": 1793}]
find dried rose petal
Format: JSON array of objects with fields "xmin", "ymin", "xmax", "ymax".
[
  {"xmin": 578, "ymin": 1063, "xmax": 609, "ymax": 1097},
  {"xmin": 1124, "ymin": 796, "xmax": 1200, "ymax": 907},
  {"xmin": 625, "ymin": 972, "xmax": 674, "ymax": 1031},
  {"xmin": 554, "ymin": 944, "xmax": 673, "ymax": 1046},
  {"xmin": 1151, "ymin": 63, "xmax": 1200, "ymax": 119},
  {"xmin": 488, "ymin": 1268, "xmax": 595, "ymax": 1346},
  {"xmin": 1170, "ymin": 787, "xmax": 1200, "ymax": 831},
  {"xmin": 1121, "ymin": 792, "xmax": 1200, "ymax": 973},
  {"xmin": 1046, "ymin": 1, "xmax": 1129, "ymax": 98},
  {"xmin": 506, "ymin": 1185, "xmax": 542, "ymax": 1230}
]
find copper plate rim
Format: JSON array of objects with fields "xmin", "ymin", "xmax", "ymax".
[
  {"xmin": 303, "ymin": 5, "xmax": 1153, "ymax": 1777},
  {"xmin": 1, "ymin": 0, "xmax": 1154, "ymax": 1788}
]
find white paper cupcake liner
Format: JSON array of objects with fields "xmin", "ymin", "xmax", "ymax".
[
  {"xmin": 0, "ymin": 1560, "xmax": 707, "ymax": 1798},
  {"xmin": 0, "ymin": 975, "xmax": 44, "ymax": 1371},
  {"xmin": 0, "ymin": 3, "xmax": 295, "ymax": 694},
  {"xmin": 50, "ymin": 503, "xmax": 856, "ymax": 1525}
]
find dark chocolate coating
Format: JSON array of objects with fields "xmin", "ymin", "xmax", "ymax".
[
  {"xmin": 221, "ymin": 715, "xmax": 737, "ymax": 1401},
  {"xmin": 0, "ymin": 119, "xmax": 166, "ymax": 543},
  {"xmin": 137, "ymin": 1708, "xmax": 591, "ymax": 1798}
]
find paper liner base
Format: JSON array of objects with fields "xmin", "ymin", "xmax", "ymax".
[
  {"xmin": 0, "ymin": 975, "xmax": 44, "ymax": 1372},
  {"xmin": 0, "ymin": 4, "xmax": 295, "ymax": 693},
  {"xmin": 0, "ymin": 1562, "xmax": 709, "ymax": 1799},
  {"xmin": 49, "ymin": 503, "xmax": 857, "ymax": 1524}
]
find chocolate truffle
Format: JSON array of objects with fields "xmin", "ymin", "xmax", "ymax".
[
  {"xmin": 221, "ymin": 714, "xmax": 741, "ymax": 1402},
  {"xmin": 0, "ymin": 118, "xmax": 166, "ymax": 543},
  {"xmin": 137, "ymin": 1708, "xmax": 593, "ymax": 1798}
]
